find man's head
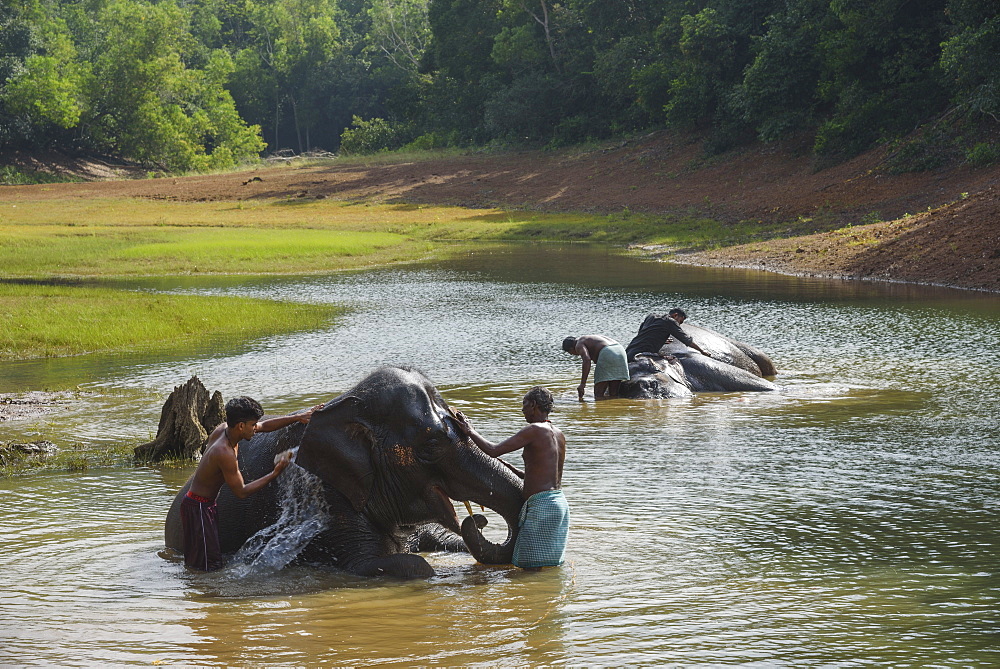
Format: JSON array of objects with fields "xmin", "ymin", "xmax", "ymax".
[
  {"xmin": 225, "ymin": 396, "xmax": 264, "ymax": 428},
  {"xmin": 522, "ymin": 386, "xmax": 553, "ymax": 422},
  {"xmin": 668, "ymin": 307, "xmax": 687, "ymax": 323},
  {"xmin": 561, "ymin": 337, "xmax": 579, "ymax": 354}
]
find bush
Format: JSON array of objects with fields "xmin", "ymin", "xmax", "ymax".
[
  {"xmin": 339, "ymin": 116, "xmax": 411, "ymax": 155},
  {"xmin": 401, "ymin": 130, "xmax": 457, "ymax": 151},
  {"xmin": 966, "ymin": 141, "xmax": 1000, "ymax": 167}
]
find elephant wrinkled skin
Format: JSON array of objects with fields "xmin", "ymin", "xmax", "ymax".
[
  {"xmin": 164, "ymin": 366, "xmax": 524, "ymax": 578},
  {"xmin": 619, "ymin": 353, "xmax": 777, "ymax": 398},
  {"xmin": 620, "ymin": 325, "xmax": 777, "ymax": 398}
]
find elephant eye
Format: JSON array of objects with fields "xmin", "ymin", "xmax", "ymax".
[{"xmin": 416, "ymin": 432, "xmax": 450, "ymax": 464}]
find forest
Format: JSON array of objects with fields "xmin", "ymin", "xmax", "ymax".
[{"xmin": 1, "ymin": 0, "xmax": 998, "ymax": 172}]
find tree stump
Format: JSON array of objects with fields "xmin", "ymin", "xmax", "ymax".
[{"xmin": 134, "ymin": 376, "xmax": 225, "ymax": 462}]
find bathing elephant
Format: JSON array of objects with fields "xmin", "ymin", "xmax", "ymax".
[
  {"xmin": 164, "ymin": 366, "xmax": 524, "ymax": 578},
  {"xmin": 619, "ymin": 353, "xmax": 777, "ymax": 399},
  {"xmin": 662, "ymin": 323, "xmax": 777, "ymax": 377}
]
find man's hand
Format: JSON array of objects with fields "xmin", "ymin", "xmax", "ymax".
[
  {"xmin": 296, "ymin": 403, "xmax": 325, "ymax": 423},
  {"xmin": 273, "ymin": 451, "xmax": 292, "ymax": 475},
  {"xmin": 577, "ymin": 384, "xmax": 586, "ymax": 401},
  {"xmin": 452, "ymin": 410, "xmax": 473, "ymax": 437}
]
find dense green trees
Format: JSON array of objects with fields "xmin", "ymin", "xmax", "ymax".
[
  {"xmin": 1, "ymin": 0, "xmax": 997, "ymax": 169},
  {"xmin": 1, "ymin": 0, "xmax": 265, "ymax": 170}
]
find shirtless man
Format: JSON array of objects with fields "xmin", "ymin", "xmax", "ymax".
[
  {"xmin": 181, "ymin": 396, "xmax": 322, "ymax": 571},
  {"xmin": 454, "ymin": 386, "xmax": 569, "ymax": 568},
  {"xmin": 562, "ymin": 334, "xmax": 630, "ymax": 400}
]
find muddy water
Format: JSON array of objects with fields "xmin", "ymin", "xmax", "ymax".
[{"xmin": 2, "ymin": 245, "xmax": 999, "ymax": 665}]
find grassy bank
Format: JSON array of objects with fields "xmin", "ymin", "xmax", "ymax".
[
  {"xmin": 1, "ymin": 196, "xmax": 786, "ymax": 278},
  {"xmin": 1, "ymin": 194, "xmax": 795, "ymax": 361},
  {"xmin": 0, "ymin": 439, "xmax": 149, "ymax": 478},
  {"xmin": 0, "ymin": 282, "xmax": 342, "ymax": 360}
]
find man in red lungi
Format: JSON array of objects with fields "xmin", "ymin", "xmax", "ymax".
[{"xmin": 180, "ymin": 396, "xmax": 321, "ymax": 571}]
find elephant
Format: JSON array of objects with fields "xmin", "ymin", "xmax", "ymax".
[
  {"xmin": 619, "ymin": 321, "xmax": 777, "ymax": 398},
  {"xmin": 619, "ymin": 352, "xmax": 778, "ymax": 398},
  {"xmin": 661, "ymin": 323, "xmax": 777, "ymax": 377},
  {"xmin": 164, "ymin": 365, "xmax": 524, "ymax": 578}
]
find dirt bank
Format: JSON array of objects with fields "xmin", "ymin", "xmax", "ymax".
[{"xmin": 4, "ymin": 133, "xmax": 999, "ymax": 292}]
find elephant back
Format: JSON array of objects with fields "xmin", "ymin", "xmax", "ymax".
[
  {"xmin": 677, "ymin": 354, "xmax": 777, "ymax": 392},
  {"xmin": 674, "ymin": 323, "xmax": 768, "ymax": 376}
]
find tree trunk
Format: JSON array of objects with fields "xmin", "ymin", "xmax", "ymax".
[{"xmin": 134, "ymin": 376, "xmax": 225, "ymax": 462}]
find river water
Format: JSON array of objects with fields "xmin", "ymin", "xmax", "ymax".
[{"xmin": 1, "ymin": 245, "xmax": 998, "ymax": 665}]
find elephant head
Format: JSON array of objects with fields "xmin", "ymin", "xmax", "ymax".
[
  {"xmin": 294, "ymin": 365, "xmax": 524, "ymax": 570},
  {"xmin": 619, "ymin": 355, "xmax": 694, "ymax": 398}
]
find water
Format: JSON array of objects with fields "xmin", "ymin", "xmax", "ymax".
[
  {"xmin": 229, "ymin": 463, "xmax": 331, "ymax": 577},
  {"xmin": 1, "ymin": 245, "xmax": 999, "ymax": 665}
]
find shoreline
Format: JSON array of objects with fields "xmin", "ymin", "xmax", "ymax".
[
  {"xmin": 5, "ymin": 132, "xmax": 1000, "ymax": 294},
  {"xmin": 665, "ymin": 251, "xmax": 1000, "ymax": 294}
]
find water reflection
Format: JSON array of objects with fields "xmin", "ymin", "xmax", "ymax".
[{"xmin": 1, "ymin": 245, "xmax": 999, "ymax": 665}]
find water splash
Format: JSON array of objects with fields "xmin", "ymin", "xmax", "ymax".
[{"xmin": 228, "ymin": 463, "xmax": 330, "ymax": 577}]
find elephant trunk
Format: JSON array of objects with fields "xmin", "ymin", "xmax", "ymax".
[
  {"xmin": 460, "ymin": 504, "xmax": 521, "ymax": 565},
  {"xmin": 451, "ymin": 449, "xmax": 523, "ymax": 564}
]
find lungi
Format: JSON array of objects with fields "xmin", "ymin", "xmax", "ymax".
[
  {"xmin": 180, "ymin": 490, "xmax": 224, "ymax": 571},
  {"xmin": 513, "ymin": 489, "xmax": 570, "ymax": 568},
  {"xmin": 594, "ymin": 343, "xmax": 630, "ymax": 383}
]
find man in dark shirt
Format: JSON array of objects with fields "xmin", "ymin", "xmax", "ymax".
[{"xmin": 625, "ymin": 308, "xmax": 711, "ymax": 361}]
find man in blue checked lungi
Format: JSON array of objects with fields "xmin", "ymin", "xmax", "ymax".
[{"xmin": 454, "ymin": 387, "xmax": 569, "ymax": 569}]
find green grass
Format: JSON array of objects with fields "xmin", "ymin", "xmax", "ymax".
[
  {"xmin": 0, "ymin": 198, "xmax": 789, "ymax": 278},
  {"xmin": 0, "ymin": 193, "xmax": 795, "ymax": 361},
  {"xmin": 0, "ymin": 439, "xmax": 141, "ymax": 477},
  {"xmin": 0, "ymin": 281, "xmax": 342, "ymax": 360},
  {"xmin": 0, "ymin": 165, "xmax": 83, "ymax": 186}
]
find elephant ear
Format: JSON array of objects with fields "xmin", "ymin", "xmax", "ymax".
[{"xmin": 295, "ymin": 395, "xmax": 374, "ymax": 512}]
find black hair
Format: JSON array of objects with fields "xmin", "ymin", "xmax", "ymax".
[
  {"xmin": 524, "ymin": 386, "xmax": 554, "ymax": 414},
  {"xmin": 561, "ymin": 336, "xmax": 578, "ymax": 353},
  {"xmin": 225, "ymin": 396, "xmax": 264, "ymax": 425},
  {"xmin": 668, "ymin": 308, "xmax": 687, "ymax": 319}
]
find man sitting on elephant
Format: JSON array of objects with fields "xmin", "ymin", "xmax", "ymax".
[
  {"xmin": 454, "ymin": 387, "xmax": 569, "ymax": 569},
  {"xmin": 625, "ymin": 308, "xmax": 711, "ymax": 361},
  {"xmin": 181, "ymin": 396, "xmax": 321, "ymax": 571}
]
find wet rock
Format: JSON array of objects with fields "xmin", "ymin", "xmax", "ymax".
[
  {"xmin": 0, "ymin": 440, "xmax": 59, "ymax": 456},
  {"xmin": 134, "ymin": 376, "xmax": 225, "ymax": 462}
]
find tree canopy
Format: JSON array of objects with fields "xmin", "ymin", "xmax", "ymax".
[{"xmin": 1, "ymin": 0, "xmax": 997, "ymax": 169}]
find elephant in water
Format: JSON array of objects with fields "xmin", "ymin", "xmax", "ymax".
[
  {"xmin": 164, "ymin": 366, "xmax": 523, "ymax": 578},
  {"xmin": 619, "ymin": 353, "xmax": 777, "ymax": 398},
  {"xmin": 620, "ymin": 324, "xmax": 777, "ymax": 398},
  {"xmin": 659, "ymin": 323, "xmax": 777, "ymax": 377}
]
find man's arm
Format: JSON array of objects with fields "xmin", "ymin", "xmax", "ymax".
[
  {"xmin": 219, "ymin": 448, "xmax": 291, "ymax": 499},
  {"xmin": 576, "ymin": 343, "xmax": 593, "ymax": 400},
  {"xmin": 255, "ymin": 404, "xmax": 324, "ymax": 434},
  {"xmin": 455, "ymin": 413, "xmax": 534, "ymax": 458},
  {"xmin": 453, "ymin": 413, "xmax": 526, "ymax": 479},
  {"xmin": 669, "ymin": 321, "xmax": 710, "ymax": 357}
]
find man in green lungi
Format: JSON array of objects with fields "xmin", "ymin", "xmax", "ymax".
[
  {"xmin": 562, "ymin": 334, "xmax": 630, "ymax": 400},
  {"xmin": 454, "ymin": 387, "xmax": 569, "ymax": 569}
]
